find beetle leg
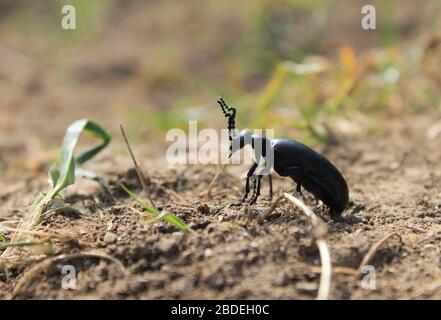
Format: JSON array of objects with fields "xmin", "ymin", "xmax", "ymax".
[
  {"xmin": 268, "ymin": 174, "xmax": 273, "ymax": 201},
  {"xmin": 248, "ymin": 175, "xmax": 257, "ymax": 203},
  {"xmin": 233, "ymin": 162, "xmax": 258, "ymax": 206},
  {"xmin": 330, "ymin": 209, "xmax": 344, "ymax": 222},
  {"xmin": 241, "ymin": 175, "xmax": 251, "ymax": 202},
  {"xmin": 283, "ymin": 166, "xmax": 307, "ymax": 202},
  {"xmin": 249, "ymin": 175, "xmax": 263, "ymax": 205},
  {"xmin": 296, "ymin": 182, "xmax": 307, "ymax": 202}
]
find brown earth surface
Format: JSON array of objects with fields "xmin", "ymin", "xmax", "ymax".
[
  {"xmin": 1, "ymin": 115, "xmax": 441, "ymax": 299},
  {"xmin": 1, "ymin": 0, "xmax": 441, "ymax": 300}
]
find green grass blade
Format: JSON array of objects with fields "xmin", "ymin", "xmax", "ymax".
[
  {"xmin": 255, "ymin": 61, "xmax": 327, "ymax": 127},
  {"xmin": 40, "ymin": 119, "xmax": 111, "ymax": 223},
  {"xmin": 0, "ymin": 240, "xmax": 48, "ymax": 250},
  {"xmin": 48, "ymin": 163, "xmax": 60, "ymax": 188},
  {"xmin": 121, "ymin": 184, "xmax": 193, "ymax": 233},
  {"xmin": 51, "ymin": 119, "xmax": 111, "ymax": 197},
  {"xmin": 75, "ymin": 120, "xmax": 112, "ymax": 166},
  {"xmin": 20, "ymin": 120, "xmax": 111, "ymax": 229}
]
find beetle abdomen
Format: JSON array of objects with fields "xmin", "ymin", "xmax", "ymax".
[
  {"xmin": 301, "ymin": 169, "xmax": 349, "ymax": 215},
  {"xmin": 272, "ymin": 138, "xmax": 349, "ymax": 216}
]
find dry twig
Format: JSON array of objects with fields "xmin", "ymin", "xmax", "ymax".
[
  {"xmin": 264, "ymin": 193, "xmax": 332, "ymax": 300},
  {"xmin": 200, "ymin": 164, "xmax": 227, "ymax": 200},
  {"xmin": 13, "ymin": 250, "xmax": 127, "ymax": 297},
  {"xmin": 120, "ymin": 124, "xmax": 156, "ymax": 208},
  {"xmin": 358, "ymin": 232, "xmax": 402, "ymax": 272},
  {"xmin": 410, "ymin": 279, "xmax": 441, "ymax": 299}
]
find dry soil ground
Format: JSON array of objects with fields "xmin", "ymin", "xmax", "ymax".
[
  {"xmin": 1, "ymin": 0, "xmax": 441, "ymax": 300},
  {"xmin": 1, "ymin": 115, "xmax": 441, "ymax": 299}
]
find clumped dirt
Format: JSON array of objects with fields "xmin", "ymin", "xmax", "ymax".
[{"xmin": 1, "ymin": 116, "xmax": 441, "ymax": 299}]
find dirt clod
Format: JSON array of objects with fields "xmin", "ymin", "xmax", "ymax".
[{"xmin": 103, "ymin": 232, "xmax": 118, "ymax": 244}]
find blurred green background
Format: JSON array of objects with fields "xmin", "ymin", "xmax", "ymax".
[{"xmin": 0, "ymin": 0, "xmax": 441, "ymax": 178}]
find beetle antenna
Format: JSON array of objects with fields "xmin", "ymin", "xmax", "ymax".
[{"xmin": 216, "ymin": 97, "xmax": 236, "ymax": 141}]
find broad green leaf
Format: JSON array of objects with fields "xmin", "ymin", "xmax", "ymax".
[
  {"xmin": 75, "ymin": 121, "xmax": 112, "ymax": 166},
  {"xmin": 21, "ymin": 119, "xmax": 111, "ymax": 229},
  {"xmin": 50, "ymin": 119, "xmax": 111, "ymax": 197},
  {"xmin": 48, "ymin": 163, "xmax": 60, "ymax": 188}
]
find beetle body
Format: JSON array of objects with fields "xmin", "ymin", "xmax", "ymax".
[
  {"xmin": 216, "ymin": 97, "xmax": 349, "ymax": 219},
  {"xmin": 271, "ymin": 138, "xmax": 349, "ymax": 216}
]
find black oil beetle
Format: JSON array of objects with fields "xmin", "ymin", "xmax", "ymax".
[{"xmin": 216, "ymin": 97, "xmax": 349, "ymax": 219}]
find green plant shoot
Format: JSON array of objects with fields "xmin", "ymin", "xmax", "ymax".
[
  {"xmin": 121, "ymin": 184, "xmax": 193, "ymax": 233},
  {"xmin": 24, "ymin": 119, "xmax": 112, "ymax": 229}
]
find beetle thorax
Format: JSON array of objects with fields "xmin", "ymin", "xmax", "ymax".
[
  {"xmin": 231, "ymin": 130, "xmax": 272, "ymax": 160},
  {"xmin": 251, "ymin": 134, "xmax": 270, "ymax": 159}
]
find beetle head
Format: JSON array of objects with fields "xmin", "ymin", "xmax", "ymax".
[{"xmin": 230, "ymin": 129, "xmax": 252, "ymax": 155}]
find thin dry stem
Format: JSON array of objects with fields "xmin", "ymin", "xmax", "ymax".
[
  {"xmin": 264, "ymin": 193, "xmax": 332, "ymax": 300},
  {"xmin": 0, "ymin": 226, "xmax": 50, "ymax": 238},
  {"xmin": 358, "ymin": 232, "xmax": 403, "ymax": 272},
  {"xmin": 261, "ymin": 195, "xmax": 287, "ymax": 222},
  {"xmin": 168, "ymin": 189, "xmax": 188, "ymax": 205},
  {"xmin": 282, "ymin": 193, "xmax": 331, "ymax": 300},
  {"xmin": 120, "ymin": 124, "xmax": 156, "ymax": 208},
  {"xmin": 315, "ymin": 239, "xmax": 332, "ymax": 300},
  {"xmin": 409, "ymin": 279, "xmax": 441, "ymax": 299},
  {"xmin": 200, "ymin": 164, "xmax": 227, "ymax": 200},
  {"xmin": 311, "ymin": 266, "xmax": 358, "ymax": 275},
  {"xmin": 13, "ymin": 250, "xmax": 127, "ymax": 297},
  {"xmin": 1, "ymin": 203, "xmax": 76, "ymax": 263},
  {"xmin": 0, "ymin": 225, "xmax": 78, "ymax": 244}
]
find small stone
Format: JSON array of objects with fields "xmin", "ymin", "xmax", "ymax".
[
  {"xmin": 128, "ymin": 280, "xmax": 148, "ymax": 292},
  {"xmin": 296, "ymin": 282, "xmax": 318, "ymax": 293},
  {"xmin": 156, "ymin": 238, "xmax": 178, "ymax": 256},
  {"xmin": 106, "ymin": 221, "xmax": 113, "ymax": 231},
  {"xmin": 273, "ymin": 273, "xmax": 289, "ymax": 287},
  {"xmin": 389, "ymin": 161, "xmax": 400, "ymax": 170},
  {"xmin": 204, "ymin": 248, "xmax": 213, "ymax": 258},
  {"xmin": 249, "ymin": 241, "xmax": 259, "ymax": 249},
  {"xmin": 103, "ymin": 232, "xmax": 118, "ymax": 244}
]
